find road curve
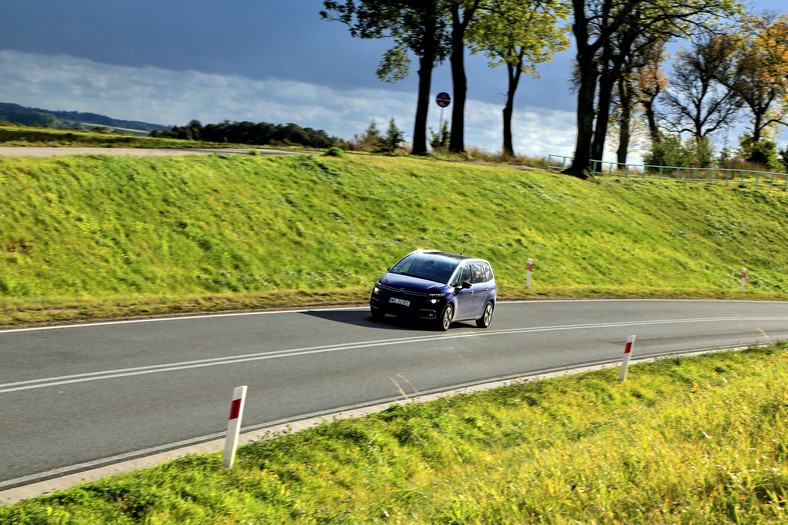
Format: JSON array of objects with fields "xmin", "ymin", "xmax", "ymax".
[{"xmin": 1, "ymin": 299, "xmax": 787, "ymax": 497}]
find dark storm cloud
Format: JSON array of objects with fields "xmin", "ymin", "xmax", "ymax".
[
  {"xmin": 1, "ymin": 1, "xmax": 395, "ymax": 90},
  {"xmin": 0, "ymin": 0, "xmax": 575, "ymax": 113}
]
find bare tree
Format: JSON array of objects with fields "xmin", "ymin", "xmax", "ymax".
[{"xmin": 661, "ymin": 34, "xmax": 742, "ymax": 140}]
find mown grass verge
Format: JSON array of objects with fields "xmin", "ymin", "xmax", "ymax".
[
  {"xmin": 1, "ymin": 152, "xmax": 787, "ymax": 326},
  {"xmin": 2, "ymin": 342, "xmax": 787, "ymax": 523}
]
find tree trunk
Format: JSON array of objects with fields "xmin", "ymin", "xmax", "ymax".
[
  {"xmin": 567, "ymin": 0, "xmax": 596, "ymax": 179},
  {"xmin": 568, "ymin": 58, "xmax": 598, "ymax": 179},
  {"xmin": 448, "ymin": 44, "xmax": 466, "ymax": 153},
  {"xmin": 411, "ymin": 2, "xmax": 439, "ymax": 156},
  {"xmin": 591, "ymin": 70, "xmax": 615, "ymax": 164},
  {"xmin": 616, "ymin": 80, "xmax": 632, "ymax": 168},
  {"xmin": 502, "ymin": 60, "xmax": 522, "ymax": 157},
  {"xmin": 449, "ymin": 5, "xmax": 468, "ymax": 154},
  {"xmin": 412, "ymin": 53, "xmax": 434, "ymax": 155},
  {"xmin": 752, "ymin": 111, "xmax": 763, "ymax": 143},
  {"xmin": 644, "ymin": 97, "xmax": 660, "ymax": 145}
]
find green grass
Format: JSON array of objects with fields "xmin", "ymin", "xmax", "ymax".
[
  {"xmin": 1, "ymin": 152, "xmax": 787, "ymax": 325},
  {"xmin": 0, "ymin": 125, "xmax": 211, "ymax": 149},
  {"xmin": 2, "ymin": 342, "xmax": 787, "ymax": 523}
]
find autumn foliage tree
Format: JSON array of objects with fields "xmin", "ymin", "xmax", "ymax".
[
  {"xmin": 717, "ymin": 13, "xmax": 788, "ymax": 144},
  {"xmin": 608, "ymin": 40, "xmax": 669, "ymax": 166},
  {"xmin": 632, "ymin": 42, "xmax": 669, "ymax": 147}
]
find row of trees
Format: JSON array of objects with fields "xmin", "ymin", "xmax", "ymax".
[
  {"xmin": 150, "ymin": 120, "xmax": 347, "ymax": 149},
  {"xmin": 320, "ymin": 0, "xmax": 569, "ymax": 156},
  {"xmin": 322, "ymin": 1, "xmax": 788, "ymax": 178},
  {"xmin": 618, "ymin": 12, "xmax": 788, "ymax": 172}
]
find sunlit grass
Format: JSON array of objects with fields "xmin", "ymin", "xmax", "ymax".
[
  {"xmin": 2, "ymin": 343, "xmax": 786, "ymax": 523},
  {"xmin": 1, "ymin": 153, "xmax": 787, "ymax": 326}
]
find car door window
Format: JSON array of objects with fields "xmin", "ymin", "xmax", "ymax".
[
  {"xmin": 460, "ymin": 264, "xmax": 472, "ymax": 284},
  {"xmin": 471, "ymin": 263, "xmax": 487, "ymax": 284},
  {"xmin": 482, "ymin": 263, "xmax": 493, "ymax": 282}
]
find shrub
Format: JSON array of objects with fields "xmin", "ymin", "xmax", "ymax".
[
  {"xmin": 323, "ymin": 147, "xmax": 345, "ymax": 157},
  {"xmin": 738, "ymin": 134, "xmax": 781, "ymax": 172},
  {"xmin": 644, "ymin": 133, "xmax": 715, "ymax": 168}
]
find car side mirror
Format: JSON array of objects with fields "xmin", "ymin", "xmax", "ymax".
[{"xmin": 461, "ymin": 281, "xmax": 472, "ymax": 289}]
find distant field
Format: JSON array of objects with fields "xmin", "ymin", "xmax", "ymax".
[
  {"xmin": 0, "ymin": 151, "xmax": 787, "ymax": 325},
  {"xmin": 0, "ymin": 124, "xmax": 315, "ymax": 151}
]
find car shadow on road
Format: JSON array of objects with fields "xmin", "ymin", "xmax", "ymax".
[{"xmin": 301, "ymin": 309, "xmax": 439, "ymax": 332}]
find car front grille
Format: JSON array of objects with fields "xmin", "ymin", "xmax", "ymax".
[{"xmin": 378, "ymin": 283, "xmax": 430, "ymax": 297}]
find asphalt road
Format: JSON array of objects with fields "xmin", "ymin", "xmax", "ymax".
[{"xmin": 2, "ymin": 299, "xmax": 788, "ymax": 492}]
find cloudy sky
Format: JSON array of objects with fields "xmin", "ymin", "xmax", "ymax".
[{"xmin": 1, "ymin": 0, "xmax": 785, "ymax": 159}]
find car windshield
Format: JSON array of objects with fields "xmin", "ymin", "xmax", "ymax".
[{"xmin": 390, "ymin": 253, "xmax": 460, "ymax": 283}]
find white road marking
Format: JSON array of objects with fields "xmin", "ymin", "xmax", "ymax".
[{"xmin": 2, "ymin": 316, "xmax": 785, "ymax": 394}]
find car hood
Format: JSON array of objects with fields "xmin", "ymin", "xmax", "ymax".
[{"xmin": 379, "ymin": 273, "xmax": 448, "ymax": 293}]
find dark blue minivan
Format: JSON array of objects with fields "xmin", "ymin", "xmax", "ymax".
[{"xmin": 370, "ymin": 250, "xmax": 497, "ymax": 330}]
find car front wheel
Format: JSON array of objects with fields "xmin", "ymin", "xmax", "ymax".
[
  {"xmin": 438, "ymin": 303, "xmax": 454, "ymax": 331},
  {"xmin": 476, "ymin": 301, "xmax": 494, "ymax": 328}
]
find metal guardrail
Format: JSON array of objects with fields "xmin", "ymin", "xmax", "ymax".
[
  {"xmin": 547, "ymin": 154, "xmax": 573, "ymax": 172},
  {"xmin": 547, "ymin": 154, "xmax": 788, "ymax": 190}
]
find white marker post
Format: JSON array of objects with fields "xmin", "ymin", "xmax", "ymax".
[
  {"xmin": 619, "ymin": 335, "xmax": 636, "ymax": 381},
  {"xmin": 223, "ymin": 385, "xmax": 248, "ymax": 469},
  {"xmin": 741, "ymin": 268, "xmax": 747, "ymax": 293},
  {"xmin": 526, "ymin": 258, "xmax": 533, "ymax": 290}
]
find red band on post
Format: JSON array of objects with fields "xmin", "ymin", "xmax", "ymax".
[{"xmin": 229, "ymin": 398, "xmax": 242, "ymax": 420}]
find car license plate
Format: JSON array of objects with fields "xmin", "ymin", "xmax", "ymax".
[{"xmin": 389, "ymin": 297, "xmax": 410, "ymax": 307}]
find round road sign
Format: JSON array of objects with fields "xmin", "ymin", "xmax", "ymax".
[{"xmin": 436, "ymin": 92, "xmax": 451, "ymax": 108}]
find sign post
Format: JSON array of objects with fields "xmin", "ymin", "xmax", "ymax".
[
  {"xmin": 223, "ymin": 385, "xmax": 248, "ymax": 469},
  {"xmin": 435, "ymin": 92, "xmax": 451, "ymax": 148},
  {"xmin": 526, "ymin": 258, "xmax": 533, "ymax": 290},
  {"xmin": 740, "ymin": 268, "xmax": 747, "ymax": 293},
  {"xmin": 619, "ymin": 335, "xmax": 636, "ymax": 381}
]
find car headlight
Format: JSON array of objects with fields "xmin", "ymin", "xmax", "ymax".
[
  {"xmin": 428, "ymin": 292, "xmax": 445, "ymax": 304},
  {"xmin": 372, "ymin": 283, "xmax": 381, "ymax": 294}
]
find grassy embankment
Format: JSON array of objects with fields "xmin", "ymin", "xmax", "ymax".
[
  {"xmin": 1, "ymin": 151, "xmax": 787, "ymax": 326},
  {"xmin": 1, "ymin": 342, "xmax": 787, "ymax": 523}
]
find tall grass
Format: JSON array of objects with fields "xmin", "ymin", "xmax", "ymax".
[
  {"xmin": 2, "ymin": 343, "xmax": 786, "ymax": 523},
  {"xmin": 1, "ymin": 153, "xmax": 787, "ymax": 325}
]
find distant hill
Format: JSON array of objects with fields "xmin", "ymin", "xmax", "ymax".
[{"xmin": 0, "ymin": 102, "xmax": 168, "ymax": 135}]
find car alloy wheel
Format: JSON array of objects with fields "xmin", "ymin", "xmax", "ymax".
[
  {"xmin": 439, "ymin": 303, "xmax": 454, "ymax": 331},
  {"xmin": 476, "ymin": 301, "xmax": 494, "ymax": 328}
]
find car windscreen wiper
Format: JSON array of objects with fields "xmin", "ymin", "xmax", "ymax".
[{"xmin": 396, "ymin": 272, "xmax": 438, "ymax": 282}]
